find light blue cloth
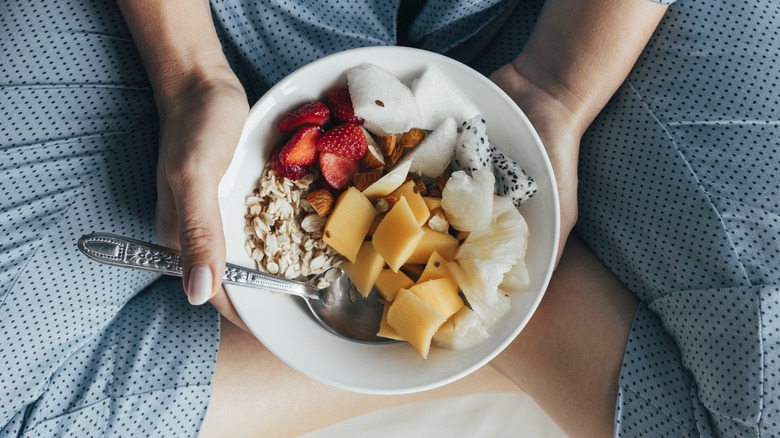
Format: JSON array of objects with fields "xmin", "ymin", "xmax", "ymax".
[{"xmin": 2, "ymin": 0, "xmax": 778, "ymax": 437}]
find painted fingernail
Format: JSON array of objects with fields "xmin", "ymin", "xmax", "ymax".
[{"xmin": 187, "ymin": 265, "xmax": 213, "ymax": 305}]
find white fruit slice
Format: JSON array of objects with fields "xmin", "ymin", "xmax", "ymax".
[
  {"xmin": 440, "ymin": 168, "xmax": 494, "ymax": 231},
  {"xmin": 348, "ymin": 64, "xmax": 422, "ymax": 136},
  {"xmin": 500, "ymin": 260, "xmax": 530, "ymax": 293},
  {"xmin": 490, "ymin": 143, "xmax": 538, "ymax": 207},
  {"xmin": 361, "ymin": 160, "xmax": 411, "ymax": 201},
  {"xmin": 411, "ymin": 66, "xmax": 480, "ymax": 130},
  {"xmin": 456, "ymin": 197, "xmax": 529, "ymax": 261},
  {"xmin": 452, "ymin": 115, "xmax": 491, "ymax": 173},
  {"xmin": 397, "ymin": 117, "xmax": 457, "ymax": 178},
  {"xmin": 447, "ymin": 259, "xmax": 512, "ymax": 327},
  {"xmin": 432, "ymin": 307, "xmax": 489, "ymax": 350}
]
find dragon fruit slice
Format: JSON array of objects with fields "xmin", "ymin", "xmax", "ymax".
[
  {"xmin": 452, "ymin": 115, "xmax": 491, "ymax": 173},
  {"xmin": 490, "ymin": 144, "xmax": 538, "ymax": 207}
]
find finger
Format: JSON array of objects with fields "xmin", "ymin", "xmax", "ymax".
[{"xmin": 169, "ymin": 167, "xmax": 226, "ymax": 306}]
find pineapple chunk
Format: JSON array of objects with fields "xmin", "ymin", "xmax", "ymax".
[
  {"xmin": 323, "ymin": 187, "xmax": 377, "ymax": 262},
  {"xmin": 341, "ymin": 241, "xmax": 386, "ymax": 298},
  {"xmin": 372, "ymin": 197, "xmax": 425, "ymax": 272},
  {"xmin": 500, "ymin": 259, "xmax": 531, "ymax": 293},
  {"xmin": 417, "ymin": 251, "xmax": 454, "ymax": 284},
  {"xmin": 405, "ymin": 225, "xmax": 459, "ymax": 264},
  {"xmin": 377, "ymin": 300, "xmax": 405, "ymax": 341},
  {"xmin": 408, "ymin": 278, "xmax": 464, "ymax": 319},
  {"xmin": 432, "ymin": 307, "xmax": 489, "ymax": 350},
  {"xmin": 391, "ymin": 180, "xmax": 430, "ymax": 226},
  {"xmin": 388, "ymin": 289, "xmax": 447, "ymax": 359},
  {"xmin": 375, "ymin": 267, "xmax": 414, "ymax": 301}
]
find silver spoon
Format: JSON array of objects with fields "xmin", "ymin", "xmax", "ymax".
[{"xmin": 77, "ymin": 232, "xmax": 393, "ymax": 344}]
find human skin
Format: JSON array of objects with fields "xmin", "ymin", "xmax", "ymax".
[{"xmin": 116, "ymin": 0, "xmax": 667, "ymax": 436}]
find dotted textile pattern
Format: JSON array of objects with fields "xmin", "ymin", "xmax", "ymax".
[
  {"xmin": 1, "ymin": 1, "xmax": 218, "ymax": 437},
  {"xmin": 2, "ymin": 0, "xmax": 780, "ymax": 437}
]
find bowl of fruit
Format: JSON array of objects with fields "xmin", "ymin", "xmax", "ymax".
[{"xmin": 217, "ymin": 46, "xmax": 559, "ymax": 394}]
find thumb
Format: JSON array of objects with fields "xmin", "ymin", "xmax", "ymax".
[{"xmin": 173, "ymin": 175, "xmax": 226, "ymax": 306}]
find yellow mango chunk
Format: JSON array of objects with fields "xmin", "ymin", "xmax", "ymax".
[
  {"xmin": 391, "ymin": 180, "xmax": 430, "ymax": 226},
  {"xmin": 388, "ymin": 289, "xmax": 446, "ymax": 359},
  {"xmin": 405, "ymin": 225, "xmax": 459, "ymax": 265},
  {"xmin": 417, "ymin": 251, "xmax": 454, "ymax": 284},
  {"xmin": 323, "ymin": 187, "xmax": 377, "ymax": 263},
  {"xmin": 372, "ymin": 197, "xmax": 425, "ymax": 272},
  {"xmin": 375, "ymin": 267, "xmax": 414, "ymax": 301},
  {"xmin": 377, "ymin": 300, "xmax": 405, "ymax": 341},
  {"xmin": 341, "ymin": 241, "xmax": 386, "ymax": 298},
  {"xmin": 422, "ymin": 196, "xmax": 442, "ymax": 212},
  {"xmin": 408, "ymin": 278, "xmax": 464, "ymax": 319}
]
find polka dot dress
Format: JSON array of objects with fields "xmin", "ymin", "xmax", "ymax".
[{"xmin": 2, "ymin": 0, "xmax": 779, "ymax": 436}]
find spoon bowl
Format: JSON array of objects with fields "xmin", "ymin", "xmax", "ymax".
[{"xmin": 77, "ymin": 232, "xmax": 392, "ymax": 344}]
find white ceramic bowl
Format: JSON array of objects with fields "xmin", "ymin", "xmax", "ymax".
[{"xmin": 217, "ymin": 46, "xmax": 559, "ymax": 395}]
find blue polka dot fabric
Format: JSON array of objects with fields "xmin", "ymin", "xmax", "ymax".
[{"xmin": 2, "ymin": 0, "xmax": 779, "ymax": 436}]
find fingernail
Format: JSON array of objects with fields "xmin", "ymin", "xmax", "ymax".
[{"xmin": 187, "ymin": 265, "xmax": 213, "ymax": 305}]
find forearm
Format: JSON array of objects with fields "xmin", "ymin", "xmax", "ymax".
[
  {"xmin": 116, "ymin": 0, "xmax": 243, "ymax": 112},
  {"xmin": 512, "ymin": 0, "xmax": 668, "ymax": 136}
]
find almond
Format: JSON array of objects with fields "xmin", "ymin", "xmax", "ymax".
[
  {"xmin": 413, "ymin": 178, "xmax": 427, "ymax": 196},
  {"xmin": 375, "ymin": 194, "xmax": 399, "ymax": 213},
  {"xmin": 438, "ymin": 172, "xmax": 451, "ymax": 192},
  {"xmin": 399, "ymin": 128, "xmax": 425, "ymax": 149},
  {"xmin": 306, "ymin": 189, "xmax": 335, "ymax": 217},
  {"xmin": 384, "ymin": 142, "xmax": 405, "ymax": 167},
  {"xmin": 377, "ymin": 134, "xmax": 397, "ymax": 157},
  {"xmin": 360, "ymin": 143, "xmax": 385, "ymax": 169},
  {"xmin": 352, "ymin": 168, "xmax": 384, "ymax": 191}
]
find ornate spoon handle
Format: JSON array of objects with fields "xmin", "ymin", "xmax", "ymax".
[{"xmin": 77, "ymin": 233, "xmax": 316, "ymax": 299}]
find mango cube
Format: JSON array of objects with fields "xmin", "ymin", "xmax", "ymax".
[
  {"xmin": 341, "ymin": 241, "xmax": 386, "ymax": 297},
  {"xmin": 423, "ymin": 196, "xmax": 442, "ymax": 212},
  {"xmin": 417, "ymin": 251, "xmax": 454, "ymax": 284},
  {"xmin": 408, "ymin": 278, "xmax": 464, "ymax": 319},
  {"xmin": 375, "ymin": 268, "xmax": 414, "ymax": 301},
  {"xmin": 388, "ymin": 289, "xmax": 446, "ymax": 359},
  {"xmin": 391, "ymin": 180, "xmax": 430, "ymax": 226},
  {"xmin": 323, "ymin": 187, "xmax": 377, "ymax": 263},
  {"xmin": 372, "ymin": 197, "xmax": 424, "ymax": 272},
  {"xmin": 405, "ymin": 225, "xmax": 459, "ymax": 264},
  {"xmin": 377, "ymin": 300, "xmax": 405, "ymax": 341}
]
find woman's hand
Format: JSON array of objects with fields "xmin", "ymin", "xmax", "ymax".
[
  {"xmin": 489, "ymin": 0, "xmax": 668, "ymax": 264},
  {"xmin": 154, "ymin": 72, "xmax": 249, "ymax": 309},
  {"xmin": 118, "ymin": 0, "xmax": 252, "ymax": 329},
  {"xmin": 491, "ymin": 64, "xmax": 581, "ymax": 264}
]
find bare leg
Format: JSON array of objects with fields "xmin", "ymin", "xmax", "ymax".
[
  {"xmin": 491, "ymin": 235, "xmax": 638, "ymax": 437},
  {"xmin": 199, "ymin": 315, "xmax": 522, "ymax": 438},
  {"xmin": 200, "ymin": 234, "xmax": 636, "ymax": 437}
]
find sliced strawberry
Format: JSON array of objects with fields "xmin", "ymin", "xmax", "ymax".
[
  {"xmin": 327, "ymin": 88, "xmax": 364, "ymax": 125},
  {"xmin": 316, "ymin": 123, "xmax": 367, "ymax": 160},
  {"xmin": 279, "ymin": 125, "xmax": 321, "ymax": 166},
  {"xmin": 319, "ymin": 152, "xmax": 361, "ymax": 190},
  {"xmin": 277, "ymin": 101, "xmax": 330, "ymax": 133},
  {"xmin": 270, "ymin": 145, "xmax": 309, "ymax": 180}
]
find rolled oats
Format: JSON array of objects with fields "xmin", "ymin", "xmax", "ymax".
[{"xmin": 245, "ymin": 165, "xmax": 343, "ymax": 280}]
